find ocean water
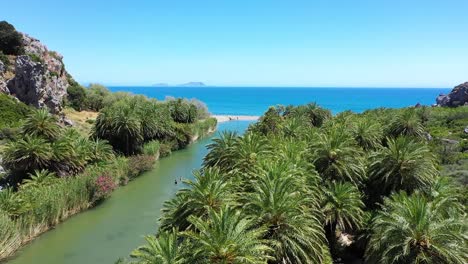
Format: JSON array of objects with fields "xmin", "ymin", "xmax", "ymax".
[{"xmin": 108, "ymin": 86, "xmax": 451, "ymax": 115}]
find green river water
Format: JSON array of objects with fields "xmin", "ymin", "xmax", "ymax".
[{"xmin": 6, "ymin": 121, "xmax": 251, "ymax": 264}]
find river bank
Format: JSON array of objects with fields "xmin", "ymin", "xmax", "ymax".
[
  {"xmin": 4, "ymin": 120, "xmax": 252, "ymax": 264},
  {"xmin": 0, "ymin": 118, "xmax": 217, "ymax": 262}
]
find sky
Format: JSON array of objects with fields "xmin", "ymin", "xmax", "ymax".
[{"xmin": 2, "ymin": 0, "xmax": 468, "ymax": 87}]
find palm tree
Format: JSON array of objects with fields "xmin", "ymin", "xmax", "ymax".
[
  {"xmin": 2, "ymin": 135, "xmax": 53, "ymax": 175},
  {"xmin": 281, "ymin": 116, "xmax": 311, "ymax": 139},
  {"xmin": 160, "ymin": 168, "xmax": 234, "ymax": 232},
  {"xmin": 21, "ymin": 169, "xmax": 56, "ymax": 189},
  {"xmin": 368, "ymin": 136, "xmax": 437, "ymax": 198},
  {"xmin": 244, "ymin": 162, "xmax": 328, "ymax": 263},
  {"xmin": 251, "ymin": 106, "xmax": 284, "ymax": 135},
  {"xmin": 203, "ymin": 131, "xmax": 239, "ymax": 171},
  {"xmin": 386, "ymin": 109, "xmax": 425, "ymax": 139},
  {"xmin": 287, "ymin": 103, "xmax": 331, "ymax": 127},
  {"xmin": 351, "ymin": 118, "xmax": 383, "ymax": 150},
  {"xmin": 130, "ymin": 229, "xmax": 185, "ymax": 264},
  {"xmin": 424, "ymin": 176, "xmax": 466, "ymax": 217},
  {"xmin": 94, "ymin": 102, "xmax": 143, "ymax": 155},
  {"xmin": 89, "ymin": 138, "xmax": 115, "ymax": 162},
  {"xmin": 366, "ymin": 192, "xmax": 467, "ymax": 264},
  {"xmin": 322, "ymin": 181, "xmax": 365, "ymax": 257},
  {"xmin": 22, "ymin": 108, "xmax": 61, "ymax": 140},
  {"xmin": 231, "ymin": 133, "xmax": 272, "ymax": 174},
  {"xmin": 51, "ymin": 135, "xmax": 84, "ymax": 175},
  {"xmin": 183, "ymin": 206, "xmax": 272, "ymax": 264},
  {"xmin": 310, "ymin": 126, "xmax": 366, "ymax": 186}
]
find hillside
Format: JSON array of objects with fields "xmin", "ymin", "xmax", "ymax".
[{"xmin": 0, "ymin": 21, "xmax": 75, "ymax": 114}]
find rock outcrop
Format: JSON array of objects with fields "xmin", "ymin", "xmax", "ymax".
[
  {"xmin": 1, "ymin": 33, "xmax": 72, "ymax": 113},
  {"xmin": 436, "ymin": 82, "xmax": 468, "ymax": 107},
  {"xmin": 0, "ymin": 60, "xmax": 7, "ymax": 94}
]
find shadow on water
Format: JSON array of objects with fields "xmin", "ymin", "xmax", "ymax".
[{"xmin": 6, "ymin": 121, "xmax": 252, "ymax": 264}]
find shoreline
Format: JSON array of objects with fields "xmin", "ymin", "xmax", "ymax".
[{"xmin": 213, "ymin": 115, "xmax": 260, "ymax": 123}]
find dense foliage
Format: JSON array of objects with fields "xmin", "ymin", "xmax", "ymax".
[
  {"xmin": 0, "ymin": 93, "xmax": 32, "ymax": 137},
  {"xmin": 0, "ymin": 21, "xmax": 24, "ymax": 55},
  {"xmin": 127, "ymin": 104, "xmax": 467, "ymax": 264},
  {"xmin": 93, "ymin": 93, "xmax": 213, "ymax": 155},
  {"xmin": 0, "ymin": 87, "xmax": 216, "ymax": 260}
]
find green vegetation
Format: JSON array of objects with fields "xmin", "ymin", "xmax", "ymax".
[
  {"xmin": 0, "ymin": 21, "xmax": 24, "ymax": 55},
  {"xmin": 0, "ymin": 93, "xmax": 32, "ymax": 131},
  {"xmin": 26, "ymin": 53, "xmax": 43, "ymax": 64},
  {"xmin": 0, "ymin": 51, "xmax": 9, "ymax": 68},
  {"xmin": 126, "ymin": 104, "xmax": 467, "ymax": 264},
  {"xmin": 0, "ymin": 86, "xmax": 216, "ymax": 260}
]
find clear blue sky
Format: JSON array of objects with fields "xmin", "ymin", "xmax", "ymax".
[{"xmin": 2, "ymin": 0, "xmax": 467, "ymax": 87}]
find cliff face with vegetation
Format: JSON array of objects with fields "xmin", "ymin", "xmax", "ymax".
[{"xmin": 0, "ymin": 21, "xmax": 72, "ymax": 113}]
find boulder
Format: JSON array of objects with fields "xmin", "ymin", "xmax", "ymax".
[{"xmin": 436, "ymin": 82, "xmax": 468, "ymax": 107}]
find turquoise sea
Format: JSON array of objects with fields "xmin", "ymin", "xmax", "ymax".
[{"xmin": 109, "ymin": 86, "xmax": 451, "ymax": 115}]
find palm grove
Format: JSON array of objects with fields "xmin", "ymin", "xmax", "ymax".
[
  {"xmin": 125, "ymin": 104, "xmax": 467, "ymax": 264},
  {"xmin": 0, "ymin": 86, "xmax": 216, "ymax": 259}
]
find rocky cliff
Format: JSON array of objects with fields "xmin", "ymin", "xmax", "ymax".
[
  {"xmin": 0, "ymin": 32, "xmax": 72, "ymax": 113},
  {"xmin": 436, "ymin": 82, "xmax": 468, "ymax": 107}
]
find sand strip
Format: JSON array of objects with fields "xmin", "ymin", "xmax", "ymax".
[{"xmin": 213, "ymin": 115, "xmax": 260, "ymax": 123}]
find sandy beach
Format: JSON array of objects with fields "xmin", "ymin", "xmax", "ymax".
[{"xmin": 213, "ymin": 115, "xmax": 260, "ymax": 123}]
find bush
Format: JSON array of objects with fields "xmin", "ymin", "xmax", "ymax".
[
  {"xmin": 86, "ymin": 84, "xmax": 110, "ymax": 111},
  {"xmin": 67, "ymin": 85, "xmax": 87, "ymax": 111},
  {"xmin": 0, "ymin": 21, "xmax": 23, "ymax": 55},
  {"xmin": 158, "ymin": 143, "xmax": 172, "ymax": 158},
  {"xmin": 0, "ymin": 127, "xmax": 20, "ymax": 140},
  {"xmin": 93, "ymin": 174, "xmax": 117, "ymax": 201},
  {"xmin": 0, "ymin": 51, "xmax": 9, "ymax": 68},
  {"xmin": 0, "ymin": 93, "xmax": 31, "ymax": 129},
  {"xmin": 26, "ymin": 53, "xmax": 43, "ymax": 64},
  {"xmin": 127, "ymin": 155, "xmax": 156, "ymax": 180},
  {"xmin": 143, "ymin": 140, "xmax": 160, "ymax": 157}
]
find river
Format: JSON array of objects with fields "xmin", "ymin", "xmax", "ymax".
[{"xmin": 6, "ymin": 121, "xmax": 252, "ymax": 264}]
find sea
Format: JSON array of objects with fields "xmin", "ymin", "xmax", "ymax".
[{"xmin": 108, "ymin": 86, "xmax": 451, "ymax": 116}]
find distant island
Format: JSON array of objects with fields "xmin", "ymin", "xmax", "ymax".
[{"xmin": 179, "ymin": 82, "xmax": 206, "ymax": 87}]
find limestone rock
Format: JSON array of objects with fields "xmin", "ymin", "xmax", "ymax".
[
  {"xmin": 436, "ymin": 82, "xmax": 468, "ymax": 107},
  {"xmin": 5, "ymin": 33, "xmax": 71, "ymax": 113}
]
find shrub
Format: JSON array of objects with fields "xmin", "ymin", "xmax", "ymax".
[
  {"xmin": 158, "ymin": 143, "xmax": 172, "ymax": 158},
  {"xmin": 93, "ymin": 174, "xmax": 117, "ymax": 201},
  {"xmin": 0, "ymin": 21, "xmax": 23, "ymax": 55},
  {"xmin": 0, "ymin": 127, "xmax": 20, "ymax": 140},
  {"xmin": 143, "ymin": 140, "xmax": 160, "ymax": 157},
  {"xmin": 67, "ymin": 85, "xmax": 87, "ymax": 111},
  {"xmin": 0, "ymin": 93, "xmax": 31, "ymax": 129},
  {"xmin": 127, "ymin": 155, "xmax": 156, "ymax": 180},
  {"xmin": 0, "ymin": 51, "xmax": 9, "ymax": 68},
  {"xmin": 26, "ymin": 53, "xmax": 43, "ymax": 64},
  {"xmin": 86, "ymin": 84, "xmax": 110, "ymax": 111}
]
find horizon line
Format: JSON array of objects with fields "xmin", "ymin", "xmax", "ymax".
[{"xmin": 82, "ymin": 84, "xmax": 452, "ymax": 89}]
